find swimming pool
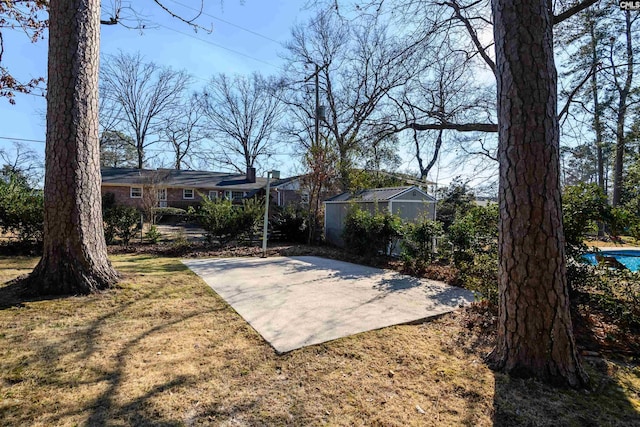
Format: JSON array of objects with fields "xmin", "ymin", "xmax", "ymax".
[{"xmin": 583, "ymin": 250, "xmax": 640, "ymax": 272}]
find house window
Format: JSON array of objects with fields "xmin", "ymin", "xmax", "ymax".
[
  {"xmin": 157, "ymin": 188, "xmax": 167, "ymax": 207},
  {"xmin": 232, "ymin": 191, "xmax": 245, "ymax": 200},
  {"xmin": 208, "ymin": 191, "xmax": 218, "ymax": 200},
  {"xmin": 130, "ymin": 187, "xmax": 142, "ymax": 198},
  {"xmin": 300, "ymin": 192, "xmax": 310, "ymax": 204},
  {"xmin": 224, "ymin": 190, "xmax": 232, "ymax": 200},
  {"xmin": 183, "ymin": 188, "xmax": 194, "ymax": 199}
]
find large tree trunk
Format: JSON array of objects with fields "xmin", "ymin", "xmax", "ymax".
[
  {"xmin": 488, "ymin": 0, "xmax": 588, "ymax": 388},
  {"xmin": 26, "ymin": 0, "xmax": 119, "ymax": 295}
]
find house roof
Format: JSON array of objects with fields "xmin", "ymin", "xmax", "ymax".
[
  {"xmin": 101, "ymin": 168, "xmax": 269, "ymax": 191},
  {"xmin": 325, "ymin": 186, "xmax": 434, "ymax": 202}
]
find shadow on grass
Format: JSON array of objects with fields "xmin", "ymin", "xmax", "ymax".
[
  {"xmin": 441, "ymin": 304, "xmax": 639, "ymax": 425},
  {"xmin": 491, "ymin": 365, "xmax": 640, "ymax": 426},
  {"xmin": 2, "ymin": 288, "xmax": 226, "ymax": 426},
  {"xmin": 0, "ymin": 255, "xmax": 212, "ymax": 425},
  {"xmin": 0, "ymin": 278, "xmax": 68, "ymax": 311}
]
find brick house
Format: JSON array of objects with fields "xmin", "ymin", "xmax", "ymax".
[{"xmin": 101, "ymin": 167, "xmax": 270, "ymax": 210}]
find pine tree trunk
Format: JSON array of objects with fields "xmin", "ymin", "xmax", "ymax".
[
  {"xmin": 488, "ymin": 0, "xmax": 588, "ymax": 388},
  {"xmin": 25, "ymin": 0, "xmax": 119, "ymax": 295}
]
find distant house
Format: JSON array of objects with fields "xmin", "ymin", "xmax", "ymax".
[
  {"xmin": 475, "ymin": 196, "xmax": 498, "ymax": 207},
  {"xmin": 101, "ymin": 167, "xmax": 269, "ymax": 210},
  {"xmin": 323, "ymin": 186, "xmax": 436, "ymax": 246},
  {"xmin": 271, "ymin": 175, "xmax": 310, "ymax": 206}
]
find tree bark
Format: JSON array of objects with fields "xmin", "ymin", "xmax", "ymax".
[
  {"xmin": 488, "ymin": 0, "xmax": 588, "ymax": 388},
  {"xmin": 25, "ymin": 0, "xmax": 119, "ymax": 295}
]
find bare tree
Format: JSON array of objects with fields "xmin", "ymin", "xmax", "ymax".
[
  {"xmin": 282, "ymin": 7, "xmax": 432, "ymax": 190},
  {"xmin": 100, "ymin": 130, "xmax": 137, "ymax": 168},
  {"xmin": 100, "ymin": 51, "xmax": 191, "ymax": 169},
  {"xmin": 198, "ymin": 72, "xmax": 282, "ymax": 173},
  {"xmin": 163, "ymin": 94, "xmax": 206, "ymax": 170},
  {"xmin": 0, "ymin": 141, "xmax": 43, "ymax": 186}
]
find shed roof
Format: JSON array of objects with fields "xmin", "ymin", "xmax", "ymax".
[
  {"xmin": 325, "ymin": 186, "xmax": 434, "ymax": 203},
  {"xmin": 101, "ymin": 168, "xmax": 268, "ymax": 191}
]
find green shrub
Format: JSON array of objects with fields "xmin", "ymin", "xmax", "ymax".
[
  {"xmin": 562, "ymin": 183, "xmax": 609, "ymax": 254},
  {"xmin": 145, "ymin": 224, "xmax": 162, "ymax": 244},
  {"xmin": 199, "ymin": 197, "xmax": 263, "ymax": 245},
  {"xmin": 342, "ymin": 206, "xmax": 403, "ymax": 257},
  {"xmin": 153, "ymin": 207, "xmax": 187, "ymax": 223},
  {"xmin": 445, "ymin": 204, "xmax": 498, "ymax": 261},
  {"xmin": 103, "ymin": 205, "xmax": 141, "ymax": 245},
  {"xmin": 0, "ymin": 174, "xmax": 44, "ymax": 244},
  {"xmin": 272, "ymin": 204, "xmax": 308, "ymax": 243},
  {"xmin": 569, "ymin": 259, "xmax": 640, "ymax": 329},
  {"xmin": 442, "ymin": 204, "xmax": 499, "ymax": 303},
  {"xmin": 457, "ymin": 252, "xmax": 499, "ymax": 304},
  {"xmin": 608, "ymin": 207, "xmax": 633, "ymax": 240},
  {"xmin": 402, "ymin": 216, "xmax": 443, "ymax": 262},
  {"xmin": 436, "ymin": 179, "xmax": 475, "ymax": 231}
]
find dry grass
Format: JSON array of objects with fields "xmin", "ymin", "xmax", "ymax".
[{"xmin": 0, "ymin": 255, "xmax": 639, "ymax": 426}]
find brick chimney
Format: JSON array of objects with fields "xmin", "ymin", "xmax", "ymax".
[{"xmin": 246, "ymin": 166, "xmax": 256, "ymax": 183}]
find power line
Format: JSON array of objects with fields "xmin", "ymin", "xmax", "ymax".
[
  {"xmin": 0, "ymin": 136, "xmax": 45, "ymax": 143},
  {"xmin": 156, "ymin": 23, "xmax": 281, "ymax": 70},
  {"xmin": 166, "ymin": 0, "xmax": 283, "ymax": 45}
]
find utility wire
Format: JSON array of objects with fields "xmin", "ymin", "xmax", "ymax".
[
  {"xmin": 166, "ymin": 0, "xmax": 283, "ymax": 45},
  {"xmin": 156, "ymin": 23, "xmax": 281, "ymax": 70},
  {"xmin": 0, "ymin": 136, "xmax": 45, "ymax": 143}
]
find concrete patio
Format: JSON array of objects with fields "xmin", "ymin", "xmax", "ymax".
[{"xmin": 182, "ymin": 256, "xmax": 474, "ymax": 353}]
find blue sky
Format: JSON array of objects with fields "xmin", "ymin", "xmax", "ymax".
[
  {"xmin": 1, "ymin": 0, "xmax": 498, "ymax": 189},
  {"xmin": 0, "ymin": 0, "xmax": 312, "ymax": 177}
]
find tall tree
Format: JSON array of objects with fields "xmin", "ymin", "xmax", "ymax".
[
  {"xmin": 162, "ymin": 95, "xmax": 205, "ymax": 170},
  {"xmin": 607, "ymin": 9, "xmax": 638, "ymax": 206},
  {"xmin": 283, "ymin": 8, "xmax": 430, "ymax": 190},
  {"xmin": 100, "ymin": 51, "xmax": 191, "ymax": 169},
  {"xmin": 488, "ymin": 0, "xmax": 587, "ymax": 387},
  {"xmin": 100, "ymin": 130, "xmax": 137, "ymax": 168},
  {"xmin": 24, "ymin": 0, "xmax": 119, "ymax": 294},
  {"xmin": 199, "ymin": 72, "xmax": 282, "ymax": 173},
  {"xmin": 0, "ymin": 141, "xmax": 43, "ymax": 186}
]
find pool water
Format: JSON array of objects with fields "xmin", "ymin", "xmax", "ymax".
[{"xmin": 583, "ymin": 250, "xmax": 640, "ymax": 272}]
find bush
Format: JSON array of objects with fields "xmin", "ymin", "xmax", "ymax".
[
  {"xmin": 562, "ymin": 183, "xmax": 609, "ymax": 254},
  {"xmin": 0, "ymin": 174, "xmax": 44, "ymax": 244},
  {"xmin": 457, "ymin": 252, "xmax": 499, "ymax": 304},
  {"xmin": 199, "ymin": 197, "xmax": 263, "ymax": 245},
  {"xmin": 436, "ymin": 179, "xmax": 475, "ymax": 231},
  {"xmin": 342, "ymin": 206, "xmax": 403, "ymax": 257},
  {"xmin": 103, "ymin": 205, "xmax": 141, "ymax": 245},
  {"xmin": 272, "ymin": 205, "xmax": 308, "ymax": 243},
  {"xmin": 402, "ymin": 216, "xmax": 443, "ymax": 263},
  {"xmin": 444, "ymin": 204, "xmax": 498, "ymax": 264},
  {"xmin": 145, "ymin": 224, "xmax": 162, "ymax": 243},
  {"xmin": 442, "ymin": 204, "xmax": 499, "ymax": 304},
  {"xmin": 569, "ymin": 259, "xmax": 640, "ymax": 329}
]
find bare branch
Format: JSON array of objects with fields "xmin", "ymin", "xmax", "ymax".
[{"xmin": 553, "ymin": 0, "xmax": 600, "ymax": 26}]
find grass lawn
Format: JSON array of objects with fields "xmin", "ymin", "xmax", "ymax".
[{"xmin": 0, "ymin": 255, "xmax": 639, "ymax": 426}]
